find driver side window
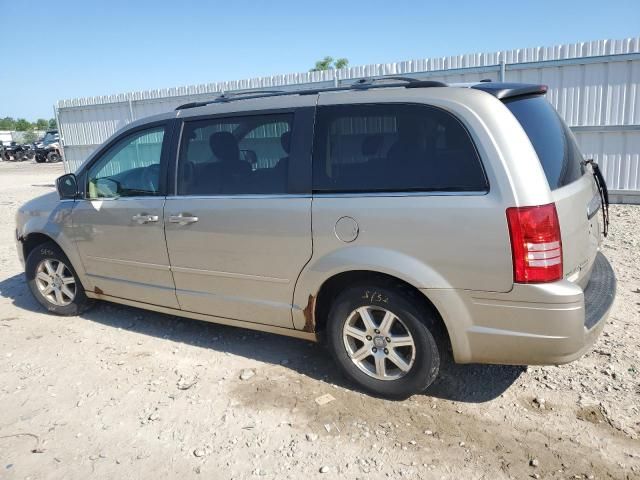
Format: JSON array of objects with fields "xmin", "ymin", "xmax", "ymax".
[{"xmin": 87, "ymin": 127, "xmax": 165, "ymax": 199}]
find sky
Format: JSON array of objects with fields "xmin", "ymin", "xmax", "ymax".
[{"xmin": 1, "ymin": 0, "xmax": 639, "ymax": 120}]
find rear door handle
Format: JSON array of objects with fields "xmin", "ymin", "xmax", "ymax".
[
  {"xmin": 168, "ymin": 213, "xmax": 199, "ymax": 225},
  {"xmin": 132, "ymin": 213, "xmax": 159, "ymax": 224}
]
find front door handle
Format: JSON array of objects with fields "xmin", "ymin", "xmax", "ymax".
[
  {"xmin": 132, "ymin": 213, "xmax": 159, "ymax": 224},
  {"xmin": 168, "ymin": 213, "xmax": 199, "ymax": 225}
]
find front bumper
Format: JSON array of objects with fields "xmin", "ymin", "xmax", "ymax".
[
  {"xmin": 16, "ymin": 230, "xmax": 25, "ymax": 267},
  {"xmin": 426, "ymin": 252, "xmax": 616, "ymax": 365}
]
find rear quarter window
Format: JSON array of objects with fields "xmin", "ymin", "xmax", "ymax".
[
  {"xmin": 312, "ymin": 103, "xmax": 487, "ymax": 193},
  {"xmin": 505, "ymin": 96, "xmax": 584, "ymax": 190}
]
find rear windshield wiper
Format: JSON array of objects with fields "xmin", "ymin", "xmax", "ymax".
[{"xmin": 582, "ymin": 159, "xmax": 609, "ymax": 237}]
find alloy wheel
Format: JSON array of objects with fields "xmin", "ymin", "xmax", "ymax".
[
  {"xmin": 342, "ymin": 305, "xmax": 416, "ymax": 381},
  {"xmin": 35, "ymin": 259, "xmax": 76, "ymax": 306}
]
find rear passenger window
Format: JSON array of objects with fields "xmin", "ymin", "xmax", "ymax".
[
  {"xmin": 178, "ymin": 114, "xmax": 293, "ymax": 195},
  {"xmin": 312, "ymin": 104, "xmax": 487, "ymax": 193}
]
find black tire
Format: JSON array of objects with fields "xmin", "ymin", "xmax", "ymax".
[
  {"xmin": 47, "ymin": 152, "xmax": 61, "ymax": 163},
  {"xmin": 35, "ymin": 154, "xmax": 46, "ymax": 163},
  {"xmin": 25, "ymin": 241, "xmax": 93, "ymax": 316},
  {"xmin": 326, "ymin": 282, "xmax": 441, "ymax": 399}
]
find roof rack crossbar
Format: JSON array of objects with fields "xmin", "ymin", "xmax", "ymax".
[{"xmin": 174, "ymin": 77, "xmax": 447, "ymax": 111}]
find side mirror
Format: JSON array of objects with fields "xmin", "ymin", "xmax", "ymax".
[{"xmin": 56, "ymin": 173, "xmax": 78, "ymax": 200}]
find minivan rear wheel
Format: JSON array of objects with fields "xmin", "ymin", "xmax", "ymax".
[
  {"xmin": 326, "ymin": 283, "xmax": 440, "ymax": 399},
  {"xmin": 26, "ymin": 242, "xmax": 93, "ymax": 316}
]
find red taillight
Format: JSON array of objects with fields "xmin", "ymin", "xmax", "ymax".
[{"xmin": 506, "ymin": 203, "xmax": 563, "ymax": 283}]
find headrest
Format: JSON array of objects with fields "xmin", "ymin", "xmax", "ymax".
[
  {"xmin": 209, "ymin": 132, "xmax": 239, "ymax": 163},
  {"xmin": 280, "ymin": 131, "xmax": 291, "ymax": 154}
]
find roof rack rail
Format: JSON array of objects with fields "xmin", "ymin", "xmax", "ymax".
[
  {"xmin": 351, "ymin": 76, "xmax": 447, "ymax": 89},
  {"xmin": 176, "ymin": 101, "xmax": 208, "ymax": 110},
  {"xmin": 174, "ymin": 77, "xmax": 448, "ymax": 111},
  {"xmin": 216, "ymin": 89, "xmax": 286, "ymax": 102},
  {"xmin": 175, "ymin": 90, "xmax": 286, "ymax": 110}
]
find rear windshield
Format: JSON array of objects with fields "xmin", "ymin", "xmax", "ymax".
[{"xmin": 505, "ymin": 96, "xmax": 584, "ymax": 190}]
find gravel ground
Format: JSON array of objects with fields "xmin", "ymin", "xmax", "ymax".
[{"xmin": 0, "ymin": 161, "xmax": 638, "ymax": 480}]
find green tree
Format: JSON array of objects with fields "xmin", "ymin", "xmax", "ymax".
[
  {"xmin": 311, "ymin": 56, "xmax": 334, "ymax": 71},
  {"xmin": 35, "ymin": 119, "xmax": 48, "ymax": 130},
  {"xmin": 14, "ymin": 119, "xmax": 32, "ymax": 131},
  {"xmin": 22, "ymin": 130, "xmax": 38, "ymax": 144},
  {"xmin": 310, "ymin": 56, "xmax": 349, "ymax": 72},
  {"xmin": 334, "ymin": 58, "xmax": 349, "ymax": 69},
  {"xmin": 48, "ymin": 118, "xmax": 57, "ymax": 129},
  {"xmin": 0, "ymin": 117, "xmax": 16, "ymax": 130}
]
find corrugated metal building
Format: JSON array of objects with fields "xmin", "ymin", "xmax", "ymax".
[{"xmin": 56, "ymin": 37, "xmax": 640, "ymax": 200}]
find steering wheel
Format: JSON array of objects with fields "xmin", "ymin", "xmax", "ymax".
[{"xmin": 141, "ymin": 164, "xmax": 161, "ymax": 193}]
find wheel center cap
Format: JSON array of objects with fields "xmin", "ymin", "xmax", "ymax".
[{"xmin": 373, "ymin": 336, "xmax": 386, "ymax": 348}]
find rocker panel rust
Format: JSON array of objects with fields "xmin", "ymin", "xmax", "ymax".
[{"xmin": 302, "ymin": 294, "xmax": 316, "ymax": 333}]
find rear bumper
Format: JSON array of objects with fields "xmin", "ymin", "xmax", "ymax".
[{"xmin": 425, "ymin": 252, "xmax": 616, "ymax": 365}]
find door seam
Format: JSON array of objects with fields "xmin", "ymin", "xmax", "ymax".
[{"xmin": 161, "ymin": 196, "xmax": 183, "ymax": 309}]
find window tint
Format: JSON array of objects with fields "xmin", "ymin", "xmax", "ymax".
[
  {"xmin": 87, "ymin": 127, "xmax": 164, "ymax": 198},
  {"xmin": 312, "ymin": 104, "xmax": 487, "ymax": 193},
  {"xmin": 505, "ymin": 96, "xmax": 584, "ymax": 190},
  {"xmin": 178, "ymin": 114, "xmax": 293, "ymax": 195}
]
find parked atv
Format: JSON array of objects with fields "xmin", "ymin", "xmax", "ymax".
[
  {"xmin": 1, "ymin": 141, "xmax": 30, "ymax": 161},
  {"xmin": 23, "ymin": 144, "xmax": 36, "ymax": 161},
  {"xmin": 34, "ymin": 130, "xmax": 62, "ymax": 163}
]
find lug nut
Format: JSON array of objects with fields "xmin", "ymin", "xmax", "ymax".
[
  {"xmin": 386, "ymin": 337, "xmax": 391, "ymax": 342},
  {"xmin": 372, "ymin": 347, "xmax": 377, "ymax": 353},
  {"xmin": 366, "ymin": 335, "xmax": 372, "ymax": 341},
  {"xmin": 384, "ymin": 348, "xmax": 389, "ymax": 355},
  {"xmin": 374, "ymin": 329, "xmax": 380, "ymax": 334}
]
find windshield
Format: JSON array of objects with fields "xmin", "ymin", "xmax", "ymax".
[
  {"xmin": 505, "ymin": 96, "xmax": 584, "ymax": 190},
  {"xmin": 43, "ymin": 132, "xmax": 59, "ymax": 144}
]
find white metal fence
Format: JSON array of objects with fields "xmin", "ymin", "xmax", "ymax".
[{"xmin": 56, "ymin": 37, "xmax": 640, "ymax": 197}]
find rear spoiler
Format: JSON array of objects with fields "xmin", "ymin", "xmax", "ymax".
[{"xmin": 471, "ymin": 82, "xmax": 548, "ymax": 100}]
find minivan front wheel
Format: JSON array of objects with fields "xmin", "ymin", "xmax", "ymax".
[
  {"xmin": 26, "ymin": 242, "xmax": 92, "ymax": 315},
  {"xmin": 327, "ymin": 283, "xmax": 440, "ymax": 399}
]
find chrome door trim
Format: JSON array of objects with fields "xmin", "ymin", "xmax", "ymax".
[
  {"xmin": 165, "ymin": 194, "xmax": 312, "ymax": 200},
  {"xmin": 80, "ymin": 196, "xmax": 166, "ymax": 202},
  {"xmin": 86, "ymin": 256, "xmax": 171, "ymax": 271},
  {"xmin": 170, "ymin": 265, "xmax": 290, "ymax": 284},
  {"xmin": 86, "ymin": 273, "xmax": 177, "ymax": 290},
  {"xmin": 312, "ymin": 191, "xmax": 488, "ymax": 198}
]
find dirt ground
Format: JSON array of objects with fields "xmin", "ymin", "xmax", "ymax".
[{"xmin": 0, "ymin": 160, "xmax": 638, "ymax": 480}]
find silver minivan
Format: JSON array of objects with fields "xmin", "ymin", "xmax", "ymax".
[{"xmin": 16, "ymin": 79, "xmax": 616, "ymax": 398}]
